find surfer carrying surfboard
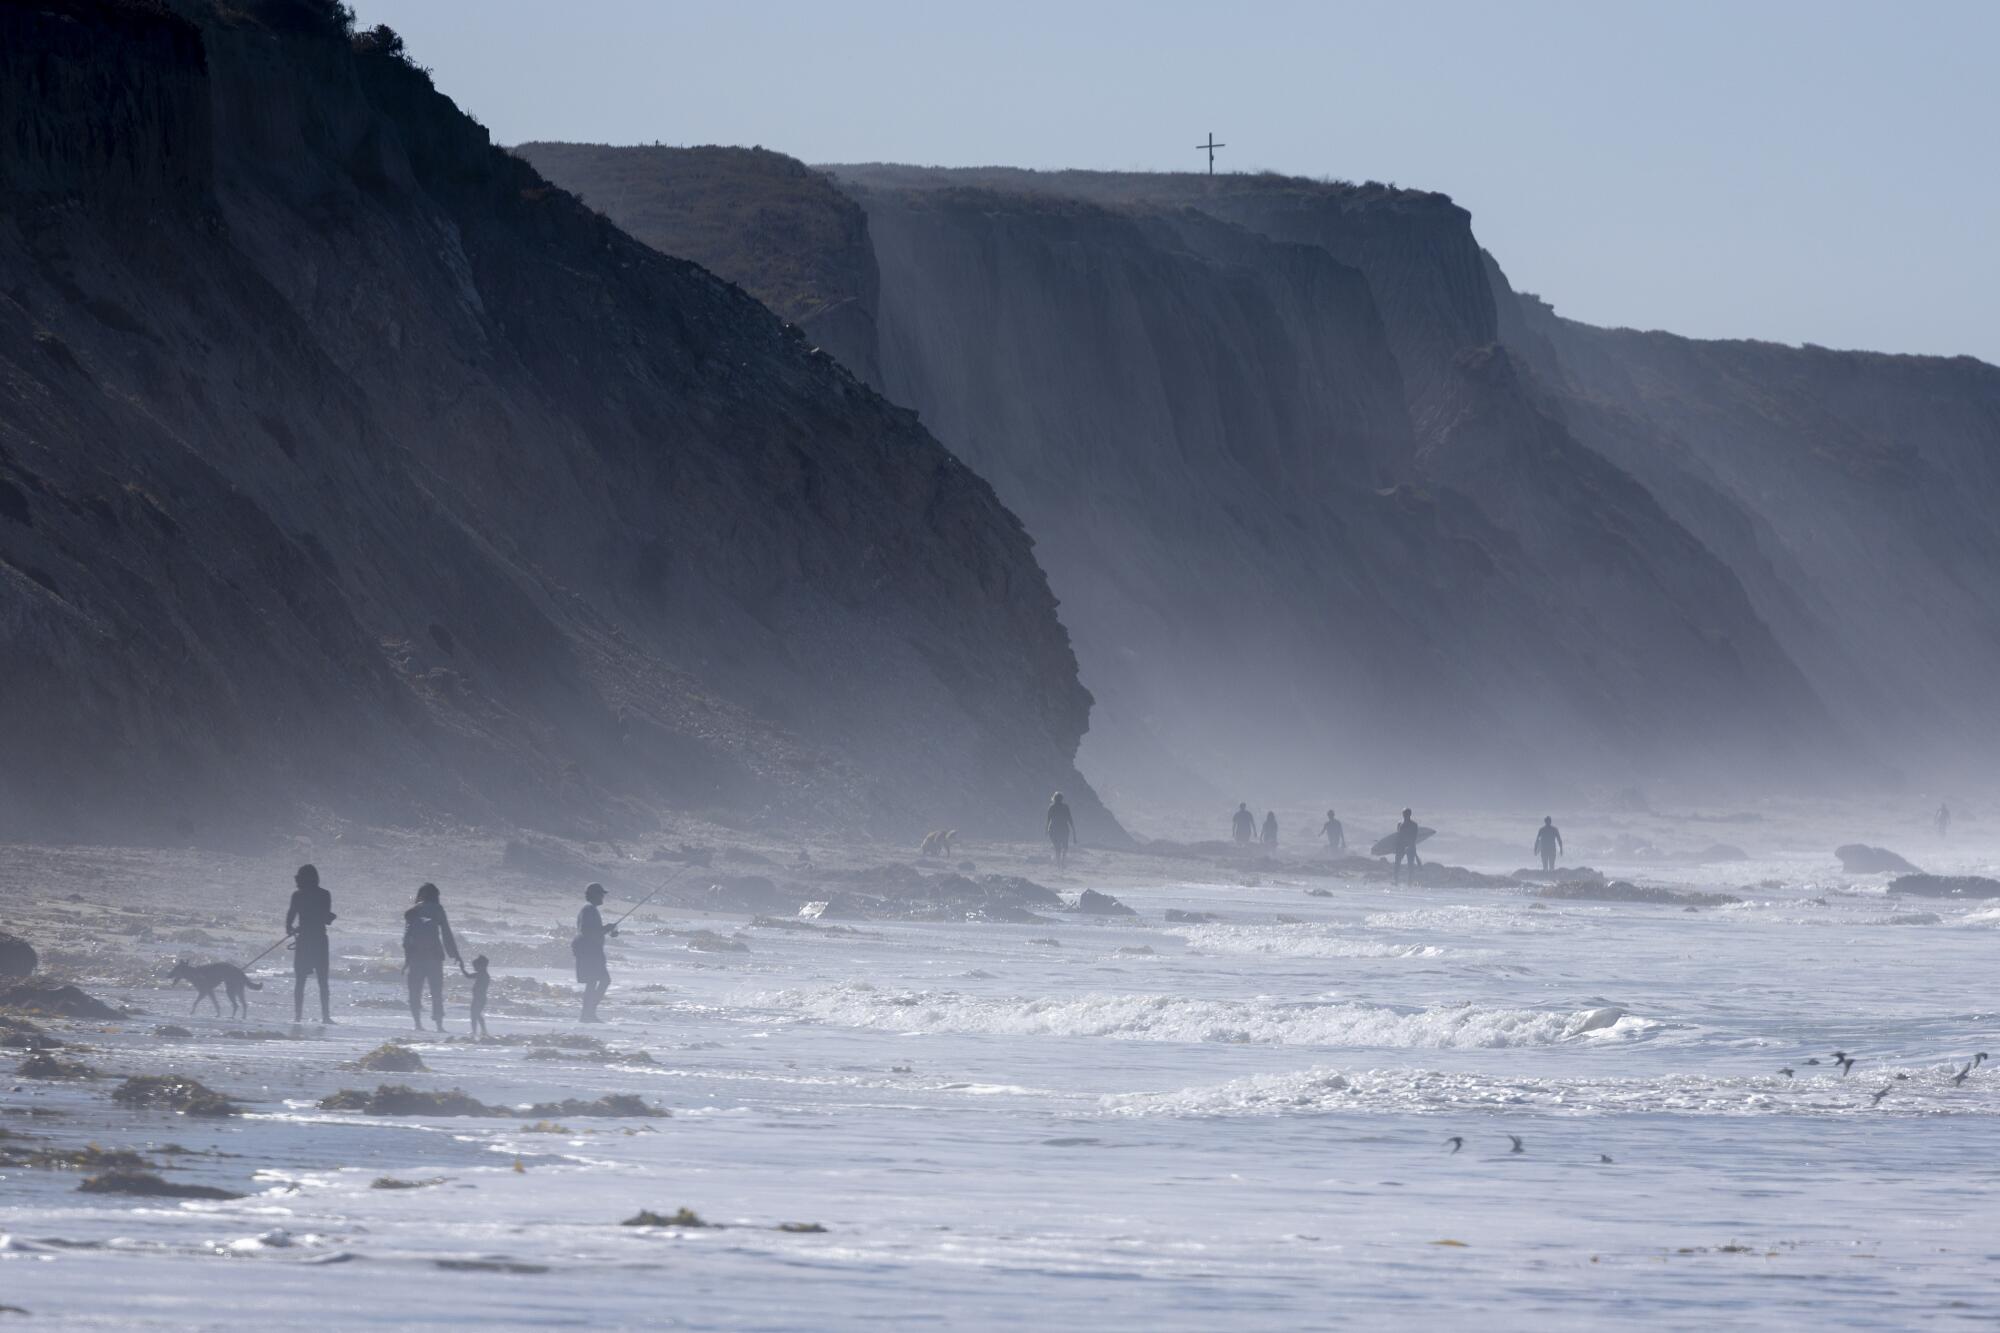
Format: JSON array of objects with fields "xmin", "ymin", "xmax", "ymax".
[{"xmin": 1393, "ymin": 808, "xmax": 1423, "ymax": 884}]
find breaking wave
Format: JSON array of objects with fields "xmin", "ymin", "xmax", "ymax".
[
  {"xmin": 753, "ymin": 984, "xmax": 1649, "ymax": 1049},
  {"xmin": 1101, "ymin": 1062, "xmax": 1998, "ymax": 1118},
  {"xmin": 1176, "ymin": 924, "xmax": 1454, "ymax": 960}
]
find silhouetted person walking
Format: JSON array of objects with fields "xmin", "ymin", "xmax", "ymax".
[
  {"xmin": 1232, "ymin": 803, "xmax": 1256, "ymax": 845},
  {"xmin": 1320, "ymin": 809, "xmax": 1345, "ymax": 854},
  {"xmin": 401, "ymin": 882, "xmax": 460, "ymax": 1032},
  {"xmin": 573, "ymin": 882, "xmax": 617, "ymax": 1023},
  {"xmin": 1046, "ymin": 791, "xmax": 1076, "ymax": 868},
  {"xmin": 1394, "ymin": 808, "xmax": 1423, "ymax": 885},
  {"xmin": 285, "ymin": 864, "xmax": 336, "ymax": 1024},
  {"xmin": 1937, "ymin": 803, "xmax": 1952, "ymax": 838},
  {"xmin": 1261, "ymin": 811, "xmax": 1278, "ymax": 853},
  {"xmin": 1534, "ymin": 817, "xmax": 1564, "ymax": 872}
]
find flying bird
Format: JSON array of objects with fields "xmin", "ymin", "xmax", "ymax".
[
  {"xmin": 1976, "ymin": 1052, "xmax": 1990, "ymax": 1067},
  {"xmin": 1777, "ymin": 1067, "xmax": 1794, "ymax": 1078},
  {"xmin": 1804, "ymin": 1058, "xmax": 1821, "ymax": 1066},
  {"xmin": 1832, "ymin": 1051, "xmax": 1857, "ymax": 1077},
  {"xmin": 1870, "ymin": 1085, "xmax": 1892, "ymax": 1106},
  {"xmin": 1506, "ymin": 1135, "xmax": 1525, "ymax": 1154},
  {"xmin": 1598, "ymin": 1154, "xmax": 1614, "ymax": 1164},
  {"xmin": 1445, "ymin": 1136, "xmax": 1464, "ymax": 1154}
]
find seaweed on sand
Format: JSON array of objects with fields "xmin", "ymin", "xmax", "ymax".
[
  {"xmin": 320, "ymin": 1085, "xmax": 502, "ymax": 1116},
  {"xmin": 79, "ymin": 1170, "xmax": 241, "ymax": 1200},
  {"xmin": 523, "ymin": 1046, "xmax": 655, "ymax": 1065},
  {"xmin": 0, "ymin": 1015, "xmax": 60, "ymax": 1050},
  {"xmin": 112, "ymin": 1075, "xmax": 239, "ymax": 1117},
  {"xmin": 321, "ymin": 1084, "xmax": 667, "ymax": 1118},
  {"xmin": 29, "ymin": 1145, "xmax": 153, "ymax": 1172},
  {"xmin": 352, "ymin": 1042, "xmax": 428, "ymax": 1073},
  {"xmin": 524, "ymin": 1094, "xmax": 666, "ymax": 1119},
  {"xmin": 622, "ymin": 1207, "xmax": 709, "ymax": 1227}
]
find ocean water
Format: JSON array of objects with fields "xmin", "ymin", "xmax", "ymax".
[{"xmin": 4, "ymin": 820, "xmax": 1998, "ymax": 1328}]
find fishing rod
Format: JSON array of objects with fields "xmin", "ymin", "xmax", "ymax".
[{"xmin": 607, "ymin": 876, "xmax": 676, "ymax": 929}]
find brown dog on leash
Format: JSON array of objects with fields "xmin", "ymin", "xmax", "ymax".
[{"xmin": 168, "ymin": 960, "xmax": 264, "ymax": 1017}]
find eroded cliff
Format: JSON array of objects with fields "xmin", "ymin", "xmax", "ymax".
[
  {"xmin": 0, "ymin": 1, "xmax": 1111, "ymax": 842},
  {"xmin": 527, "ymin": 150, "xmax": 1860, "ymax": 806}
]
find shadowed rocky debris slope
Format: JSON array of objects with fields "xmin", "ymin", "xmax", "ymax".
[
  {"xmin": 0, "ymin": 1, "xmax": 1115, "ymax": 843},
  {"xmin": 523, "ymin": 150, "xmax": 1886, "ymax": 807}
]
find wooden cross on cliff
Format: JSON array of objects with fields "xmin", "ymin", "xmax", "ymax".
[{"xmin": 1196, "ymin": 131, "xmax": 1226, "ymax": 175}]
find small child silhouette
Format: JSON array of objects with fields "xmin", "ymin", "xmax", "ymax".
[{"xmin": 464, "ymin": 954, "xmax": 492, "ymax": 1039}]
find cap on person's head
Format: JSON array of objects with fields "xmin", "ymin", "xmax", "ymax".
[
  {"xmin": 295, "ymin": 864, "xmax": 318, "ymax": 887},
  {"xmin": 416, "ymin": 881, "xmax": 440, "ymax": 902},
  {"xmin": 585, "ymin": 882, "xmax": 607, "ymax": 902}
]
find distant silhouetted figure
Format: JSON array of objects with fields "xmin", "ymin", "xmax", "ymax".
[
  {"xmin": 573, "ymin": 882, "xmax": 617, "ymax": 1022},
  {"xmin": 1394, "ymin": 808, "xmax": 1423, "ymax": 885},
  {"xmin": 1936, "ymin": 803, "xmax": 1951, "ymax": 838},
  {"xmin": 466, "ymin": 954, "xmax": 491, "ymax": 1039},
  {"xmin": 1046, "ymin": 791, "xmax": 1076, "ymax": 868},
  {"xmin": 1534, "ymin": 817, "xmax": 1564, "ymax": 872},
  {"xmin": 1320, "ymin": 809, "xmax": 1345, "ymax": 854},
  {"xmin": 1232, "ymin": 803, "xmax": 1256, "ymax": 845},
  {"xmin": 285, "ymin": 863, "xmax": 336, "ymax": 1024},
  {"xmin": 1261, "ymin": 811, "xmax": 1278, "ymax": 852},
  {"xmin": 401, "ymin": 882, "xmax": 460, "ymax": 1032}
]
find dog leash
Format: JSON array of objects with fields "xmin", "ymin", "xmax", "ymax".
[{"xmin": 239, "ymin": 935, "xmax": 293, "ymax": 970}]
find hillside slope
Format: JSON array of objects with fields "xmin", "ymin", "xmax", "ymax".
[{"xmin": 0, "ymin": 2, "xmax": 1113, "ymax": 843}]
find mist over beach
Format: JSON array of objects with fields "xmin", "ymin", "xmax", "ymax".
[{"xmin": 2, "ymin": 2, "xmax": 1996, "ymax": 1327}]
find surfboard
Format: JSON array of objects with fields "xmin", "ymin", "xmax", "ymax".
[{"xmin": 1370, "ymin": 826, "xmax": 1436, "ymax": 857}]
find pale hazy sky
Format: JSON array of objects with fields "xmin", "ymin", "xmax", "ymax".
[{"xmin": 350, "ymin": 0, "xmax": 1998, "ymax": 364}]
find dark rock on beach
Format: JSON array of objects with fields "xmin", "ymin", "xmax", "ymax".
[
  {"xmin": 1887, "ymin": 874, "xmax": 2000, "ymax": 900},
  {"xmin": 1533, "ymin": 881, "xmax": 1742, "ymax": 907},
  {"xmin": 1071, "ymin": 889, "xmax": 1136, "ymax": 916},
  {"xmin": 1, "ymin": 984, "xmax": 123, "ymax": 1020},
  {"xmin": 0, "ymin": 934, "xmax": 36, "ymax": 980},
  {"xmin": 1836, "ymin": 844, "xmax": 1921, "ymax": 875}
]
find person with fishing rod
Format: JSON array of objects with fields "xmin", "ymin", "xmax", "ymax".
[
  {"xmin": 284, "ymin": 863, "xmax": 337, "ymax": 1024},
  {"xmin": 572, "ymin": 878, "xmax": 672, "ymax": 1023},
  {"xmin": 573, "ymin": 883, "xmax": 618, "ymax": 1023}
]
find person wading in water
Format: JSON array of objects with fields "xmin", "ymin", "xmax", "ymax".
[
  {"xmin": 401, "ymin": 882, "xmax": 461, "ymax": 1032},
  {"xmin": 573, "ymin": 882, "xmax": 617, "ymax": 1023},
  {"xmin": 1534, "ymin": 817, "xmax": 1564, "ymax": 872},
  {"xmin": 285, "ymin": 864, "xmax": 336, "ymax": 1024},
  {"xmin": 1320, "ymin": 809, "xmax": 1346, "ymax": 854},
  {"xmin": 1046, "ymin": 791, "xmax": 1077, "ymax": 868}
]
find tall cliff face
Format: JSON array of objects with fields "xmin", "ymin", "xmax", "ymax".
[
  {"xmin": 509, "ymin": 142, "xmax": 884, "ymax": 389},
  {"xmin": 0, "ymin": 1, "xmax": 1110, "ymax": 842},
  {"xmin": 525, "ymin": 150, "xmax": 1842, "ymax": 807},
  {"xmin": 1490, "ymin": 259, "xmax": 2000, "ymax": 775}
]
